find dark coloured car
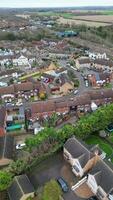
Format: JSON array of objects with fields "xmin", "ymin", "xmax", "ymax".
[
  {"xmin": 88, "ymin": 196, "xmax": 98, "ymax": 200},
  {"xmin": 57, "ymin": 177, "xmax": 69, "ymax": 192}
]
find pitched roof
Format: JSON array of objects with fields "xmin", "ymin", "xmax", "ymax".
[
  {"xmin": 0, "ymin": 81, "xmax": 45, "ymax": 95},
  {"xmin": 14, "ymin": 82, "xmax": 33, "ymax": 92},
  {"xmin": 89, "ymin": 159, "xmax": 113, "ymax": 193},
  {"xmin": 78, "ymin": 58, "xmax": 91, "ymax": 65},
  {"xmin": 64, "ymin": 137, "xmax": 90, "ymax": 160},
  {"xmin": 99, "ymin": 72, "xmax": 111, "ymax": 81},
  {"xmin": 0, "ymin": 85, "xmax": 15, "ymax": 95},
  {"xmin": 8, "ymin": 175, "xmax": 34, "ymax": 200},
  {"xmin": 0, "ymin": 135, "xmax": 14, "ymax": 160},
  {"xmin": 78, "ymin": 153, "xmax": 90, "ymax": 168},
  {"xmin": 0, "ymin": 107, "xmax": 6, "ymax": 128},
  {"xmin": 30, "ymin": 101, "xmax": 55, "ymax": 114},
  {"xmin": 94, "ymin": 59, "xmax": 113, "ymax": 67}
]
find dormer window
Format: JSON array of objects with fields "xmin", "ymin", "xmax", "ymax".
[{"xmin": 73, "ymin": 165, "xmax": 80, "ymax": 173}]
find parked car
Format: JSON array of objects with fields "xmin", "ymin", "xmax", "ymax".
[
  {"xmin": 16, "ymin": 102, "xmax": 23, "ymax": 106},
  {"xmin": 34, "ymin": 126, "xmax": 44, "ymax": 135},
  {"xmin": 88, "ymin": 196, "xmax": 98, "ymax": 200},
  {"xmin": 16, "ymin": 143, "xmax": 26, "ymax": 150},
  {"xmin": 74, "ymin": 90, "xmax": 78, "ymax": 95},
  {"xmin": 70, "ymin": 98, "xmax": 74, "ymax": 101},
  {"xmin": 57, "ymin": 177, "xmax": 69, "ymax": 192},
  {"xmin": 85, "ymin": 80, "xmax": 89, "ymax": 87}
]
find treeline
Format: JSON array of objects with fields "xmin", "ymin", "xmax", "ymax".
[
  {"xmin": 25, "ymin": 103, "xmax": 113, "ymax": 151},
  {"xmin": 79, "ymin": 25, "xmax": 113, "ymax": 47},
  {"xmin": 0, "ymin": 30, "xmax": 46, "ymax": 41}
]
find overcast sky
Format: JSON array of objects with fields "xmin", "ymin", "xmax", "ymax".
[{"xmin": 0, "ymin": 0, "xmax": 113, "ymax": 8}]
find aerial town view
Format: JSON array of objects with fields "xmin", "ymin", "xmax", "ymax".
[{"xmin": 0, "ymin": 0, "xmax": 113, "ymax": 200}]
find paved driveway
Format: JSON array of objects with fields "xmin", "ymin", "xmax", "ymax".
[{"xmin": 28, "ymin": 152, "xmax": 84, "ymax": 200}]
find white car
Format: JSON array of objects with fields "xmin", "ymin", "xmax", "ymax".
[
  {"xmin": 34, "ymin": 127, "xmax": 44, "ymax": 135},
  {"xmin": 85, "ymin": 81, "xmax": 89, "ymax": 87},
  {"xmin": 74, "ymin": 90, "xmax": 78, "ymax": 95},
  {"xmin": 16, "ymin": 143, "xmax": 26, "ymax": 150},
  {"xmin": 16, "ymin": 102, "xmax": 23, "ymax": 106}
]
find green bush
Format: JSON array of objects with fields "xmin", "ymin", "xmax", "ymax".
[{"xmin": 0, "ymin": 171, "xmax": 13, "ymax": 191}]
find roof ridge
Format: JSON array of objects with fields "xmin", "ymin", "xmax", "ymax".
[
  {"xmin": 15, "ymin": 176, "xmax": 24, "ymax": 195},
  {"xmin": 2, "ymin": 135, "xmax": 7, "ymax": 158}
]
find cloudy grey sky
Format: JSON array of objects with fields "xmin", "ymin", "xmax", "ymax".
[{"xmin": 0, "ymin": 0, "xmax": 113, "ymax": 8}]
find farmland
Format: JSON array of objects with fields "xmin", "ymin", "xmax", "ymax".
[
  {"xmin": 71, "ymin": 15, "xmax": 113, "ymax": 23},
  {"xmin": 37, "ymin": 10, "xmax": 113, "ymax": 27},
  {"xmin": 57, "ymin": 17, "xmax": 111, "ymax": 27}
]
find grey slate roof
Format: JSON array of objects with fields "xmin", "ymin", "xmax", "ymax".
[
  {"xmin": 0, "ymin": 107, "xmax": 6, "ymax": 127},
  {"xmin": 8, "ymin": 175, "xmax": 35, "ymax": 200},
  {"xmin": 64, "ymin": 137, "xmax": 90, "ymax": 161},
  {"xmin": 0, "ymin": 135, "xmax": 14, "ymax": 159},
  {"xmin": 78, "ymin": 153, "xmax": 90, "ymax": 168},
  {"xmin": 89, "ymin": 160, "xmax": 113, "ymax": 193}
]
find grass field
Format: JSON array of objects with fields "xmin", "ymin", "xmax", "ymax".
[
  {"xmin": 85, "ymin": 135, "xmax": 113, "ymax": 156},
  {"xmin": 19, "ymin": 72, "xmax": 41, "ymax": 81},
  {"xmin": 100, "ymin": 10, "xmax": 113, "ymax": 15},
  {"xmin": 108, "ymin": 135, "xmax": 113, "ymax": 143}
]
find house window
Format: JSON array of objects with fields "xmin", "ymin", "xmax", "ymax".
[
  {"xmin": 73, "ymin": 165, "xmax": 80, "ymax": 173},
  {"xmin": 97, "ymin": 188, "xmax": 105, "ymax": 200},
  {"xmin": 108, "ymin": 194, "xmax": 113, "ymax": 200}
]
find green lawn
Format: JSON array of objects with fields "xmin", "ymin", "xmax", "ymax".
[
  {"xmin": 100, "ymin": 10, "xmax": 113, "ymax": 15},
  {"xmin": 104, "ymin": 83, "xmax": 112, "ymax": 89},
  {"xmin": 85, "ymin": 136, "xmax": 113, "ymax": 156},
  {"xmin": 19, "ymin": 72, "xmax": 41, "ymax": 81}
]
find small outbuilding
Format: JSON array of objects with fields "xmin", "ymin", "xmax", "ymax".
[{"xmin": 8, "ymin": 174, "xmax": 35, "ymax": 200}]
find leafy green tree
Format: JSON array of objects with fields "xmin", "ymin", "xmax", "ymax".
[
  {"xmin": 48, "ymin": 113, "xmax": 59, "ymax": 127},
  {"xmin": 42, "ymin": 179, "xmax": 62, "ymax": 200},
  {"xmin": 0, "ymin": 171, "xmax": 12, "ymax": 191},
  {"xmin": 8, "ymin": 159, "xmax": 27, "ymax": 175}
]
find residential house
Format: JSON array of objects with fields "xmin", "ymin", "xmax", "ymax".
[
  {"xmin": 13, "ymin": 55, "xmax": 31, "ymax": 69},
  {"xmin": 60, "ymin": 82, "xmax": 74, "ymax": 95},
  {"xmin": 8, "ymin": 174, "xmax": 35, "ymax": 200},
  {"xmin": 86, "ymin": 160, "xmax": 113, "ymax": 200},
  {"xmin": 27, "ymin": 100, "xmax": 70, "ymax": 119},
  {"xmin": 76, "ymin": 58, "xmax": 91, "ymax": 69},
  {"xmin": 93, "ymin": 59, "xmax": 113, "ymax": 72},
  {"xmin": 88, "ymin": 52, "xmax": 107, "ymax": 60},
  {"xmin": 68, "ymin": 137, "xmax": 113, "ymax": 200},
  {"xmin": 88, "ymin": 72, "xmax": 111, "ymax": 88},
  {"xmin": 27, "ymin": 89, "xmax": 113, "ymax": 120},
  {"xmin": 49, "ymin": 53, "xmax": 71, "ymax": 60},
  {"xmin": 0, "ymin": 81, "xmax": 46, "ymax": 100},
  {"xmin": 64, "ymin": 137, "xmax": 104, "ymax": 177},
  {"xmin": 0, "ymin": 135, "xmax": 14, "ymax": 166},
  {"xmin": 88, "ymin": 90, "xmax": 113, "ymax": 106}
]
